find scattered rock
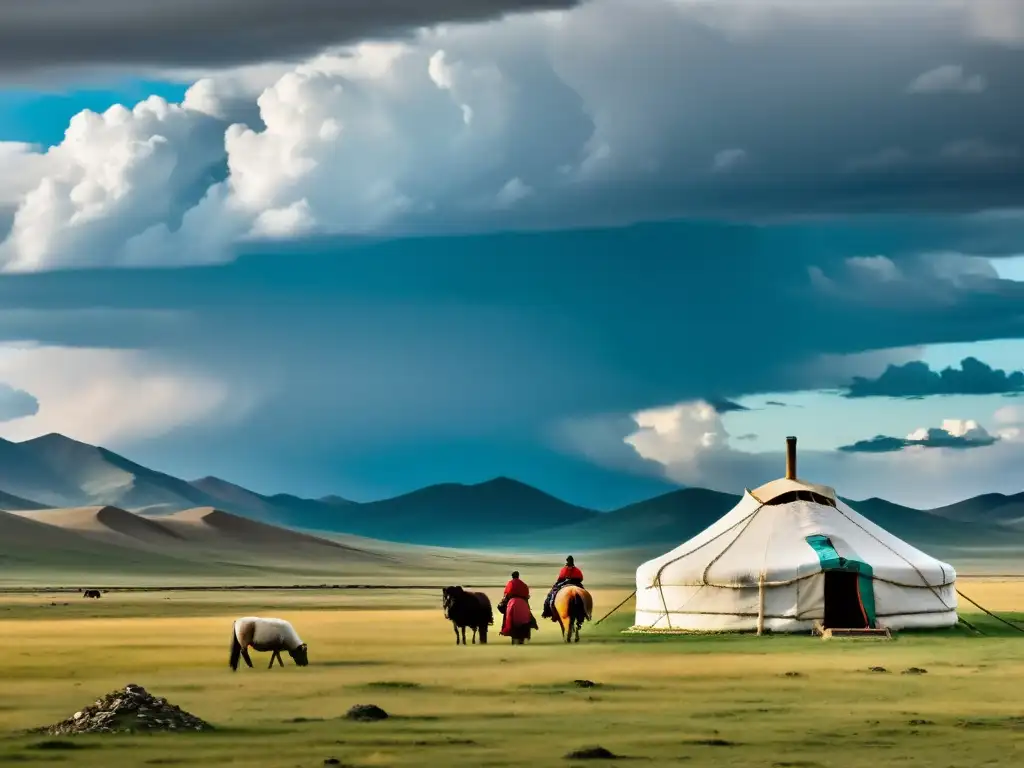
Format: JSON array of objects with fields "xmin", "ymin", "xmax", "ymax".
[
  {"xmin": 868, "ymin": 666, "xmax": 888, "ymax": 673},
  {"xmin": 685, "ymin": 738, "xmax": 739, "ymax": 747},
  {"xmin": 565, "ymin": 746, "xmax": 619, "ymax": 760},
  {"xmin": 783, "ymin": 671, "xmax": 802, "ymax": 677},
  {"xmin": 574, "ymin": 679, "xmax": 597, "ymax": 688},
  {"xmin": 909, "ymin": 719, "xmax": 934, "ymax": 726},
  {"xmin": 34, "ymin": 684, "xmax": 212, "ymax": 735},
  {"xmin": 345, "ymin": 704, "xmax": 389, "ymax": 722},
  {"xmin": 902, "ymin": 667, "xmax": 928, "ymax": 675}
]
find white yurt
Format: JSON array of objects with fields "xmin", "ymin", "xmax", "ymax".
[{"xmin": 633, "ymin": 437, "xmax": 958, "ymax": 633}]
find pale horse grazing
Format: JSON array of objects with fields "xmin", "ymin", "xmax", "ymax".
[{"xmin": 229, "ymin": 617, "xmax": 309, "ymax": 670}]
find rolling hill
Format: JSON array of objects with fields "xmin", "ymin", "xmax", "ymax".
[
  {"xmin": 335, "ymin": 476, "xmax": 599, "ymax": 547},
  {"xmin": 0, "ymin": 433, "xmax": 219, "ymax": 510},
  {"xmin": 3, "ymin": 432, "xmax": 1024, "ymax": 558},
  {"xmin": 840, "ymin": 497, "xmax": 1010, "ymax": 547},
  {"xmin": 923, "ymin": 492, "xmax": 1024, "ymax": 527},
  {"xmin": 0, "ymin": 488, "xmax": 47, "ymax": 511},
  {"xmin": 1, "ymin": 504, "xmax": 608, "ymax": 587},
  {"xmin": 0, "ymin": 508, "xmax": 209, "ymax": 579},
  {"xmin": 190, "ymin": 476, "xmax": 355, "ymax": 529},
  {"xmin": 499, "ymin": 487, "xmax": 739, "ymax": 551},
  {"xmin": 499, "ymin": 488, "xmax": 1016, "ymax": 553},
  {"xmin": 0, "ymin": 436, "xmax": 84, "ymax": 507}
]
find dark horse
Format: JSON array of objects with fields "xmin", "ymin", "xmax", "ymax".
[
  {"xmin": 83, "ymin": 589, "xmax": 101, "ymax": 599},
  {"xmin": 441, "ymin": 586, "xmax": 494, "ymax": 645}
]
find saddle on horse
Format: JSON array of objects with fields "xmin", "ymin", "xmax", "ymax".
[{"xmin": 542, "ymin": 577, "xmax": 584, "ymax": 619}]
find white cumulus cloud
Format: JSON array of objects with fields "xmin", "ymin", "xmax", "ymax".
[
  {"xmin": 583, "ymin": 398, "xmax": 1024, "ymax": 507},
  {"xmin": 0, "ymin": 343, "xmax": 258, "ymax": 447},
  {"xmin": 905, "ymin": 418, "xmax": 993, "ymax": 445},
  {"xmin": 0, "ymin": 91, "xmax": 228, "ymax": 272},
  {"xmin": 1, "ymin": 0, "xmax": 1024, "ymax": 273}
]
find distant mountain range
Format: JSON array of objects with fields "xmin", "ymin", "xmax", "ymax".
[{"xmin": 2, "ymin": 433, "xmax": 1024, "ymax": 553}]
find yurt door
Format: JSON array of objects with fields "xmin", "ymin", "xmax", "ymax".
[
  {"xmin": 822, "ymin": 570, "xmax": 868, "ymax": 629},
  {"xmin": 805, "ymin": 535, "xmax": 875, "ymax": 629}
]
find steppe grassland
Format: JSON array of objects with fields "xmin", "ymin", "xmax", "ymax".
[{"xmin": 0, "ymin": 580, "xmax": 1023, "ymax": 767}]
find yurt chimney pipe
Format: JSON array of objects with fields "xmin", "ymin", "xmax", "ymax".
[{"xmin": 785, "ymin": 436, "xmax": 797, "ymax": 480}]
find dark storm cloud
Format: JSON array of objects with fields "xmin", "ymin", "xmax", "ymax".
[
  {"xmin": 6, "ymin": 0, "xmax": 1024, "ymax": 270},
  {"xmin": 0, "ymin": 382, "xmax": 38, "ymax": 422},
  {"xmin": 839, "ymin": 429, "xmax": 998, "ymax": 454},
  {"xmin": 0, "ymin": 0, "xmax": 580, "ymax": 76},
  {"xmin": 1, "ymin": 217, "xmax": 1023, "ymax": 496},
  {"xmin": 4, "ymin": 219, "xmax": 1024, "ymax": 426},
  {"xmin": 709, "ymin": 398, "xmax": 748, "ymax": 414},
  {"xmin": 846, "ymin": 357, "xmax": 1024, "ymax": 398}
]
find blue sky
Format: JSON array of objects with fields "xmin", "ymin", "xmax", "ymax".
[
  {"xmin": 1, "ymin": 0, "xmax": 1024, "ymax": 510},
  {"xmin": 0, "ymin": 78, "xmax": 188, "ymax": 148},
  {"xmin": 727, "ymin": 339, "xmax": 1024, "ymax": 453}
]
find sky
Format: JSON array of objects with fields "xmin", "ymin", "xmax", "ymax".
[{"xmin": 2, "ymin": 0, "xmax": 1024, "ymax": 510}]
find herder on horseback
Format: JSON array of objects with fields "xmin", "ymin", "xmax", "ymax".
[{"xmin": 542, "ymin": 556, "xmax": 584, "ymax": 619}]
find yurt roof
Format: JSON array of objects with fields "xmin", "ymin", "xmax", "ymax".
[
  {"xmin": 749, "ymin": 477, "xmax": 836, "ymax": 504},
  {"xmin": 744, "ymin": 435, "xmax": 837, "ymax": 505}
]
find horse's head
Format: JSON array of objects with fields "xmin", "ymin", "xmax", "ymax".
[
  {"xmin": 289, "ymin": 643, "xmax": 309, "ymax": 667},
  {"xmin": 441, "ymin": 586, "xmax": 463, "ymax": 618}
]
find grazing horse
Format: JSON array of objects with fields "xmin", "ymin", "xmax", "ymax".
[
  {"xmin": 229, "ymin": 617, "xmax": 309, "ymax": 670},
  {"xmin": 553, "ymin": 585, "xmax": 593, "ymax": 643},
  {"xmin": 82, "ymin": 589, "xmax": 101, "ymax": 599},
  {"xmin": 441, "ymin": 586, "xmax": 494, "ymax": 645}
]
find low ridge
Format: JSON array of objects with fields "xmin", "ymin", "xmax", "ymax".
[
  {"xmin": 0, "ymin": 488, "xmax": 47, "ymax": 511},
  {"xmin": 23, "ymin": 506, "xmax": 185, "ymax": 542},
  {"xmin": 0, "ymin": 509, "xmax": 193, "ymax": 572},
  {"xmin": 160, "ymin": 507, "xmax": 375, "ymax": 554}
]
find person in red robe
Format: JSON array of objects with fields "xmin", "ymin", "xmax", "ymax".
[
  {"xmin": 499, "ymin": 570, "xmax": 536, "ymax": 641},
  {"xmin": 542, "ymin": 556, "xmax": 584, "ymax": 618},
  {"xmin": 504, "ymin": 571, "xmax": 530, "ymax": 601}
]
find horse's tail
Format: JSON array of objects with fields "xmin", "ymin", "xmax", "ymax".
[
  {"xmin": 570, "ymin": 592, "xmax": 586, "ymax": 625},
  {"xmin": 229, "ymin": 623, "xmax": 242, "ymax": 671}
]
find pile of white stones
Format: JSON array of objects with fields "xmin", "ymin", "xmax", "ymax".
[{"xmin": 36, "ymin": 684, "xmax": 212, "ymax": 735}]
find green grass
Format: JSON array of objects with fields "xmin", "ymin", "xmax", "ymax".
[{"xmin": 1, "ymin": 589, "xmax": 1024, "ymax": 767}]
